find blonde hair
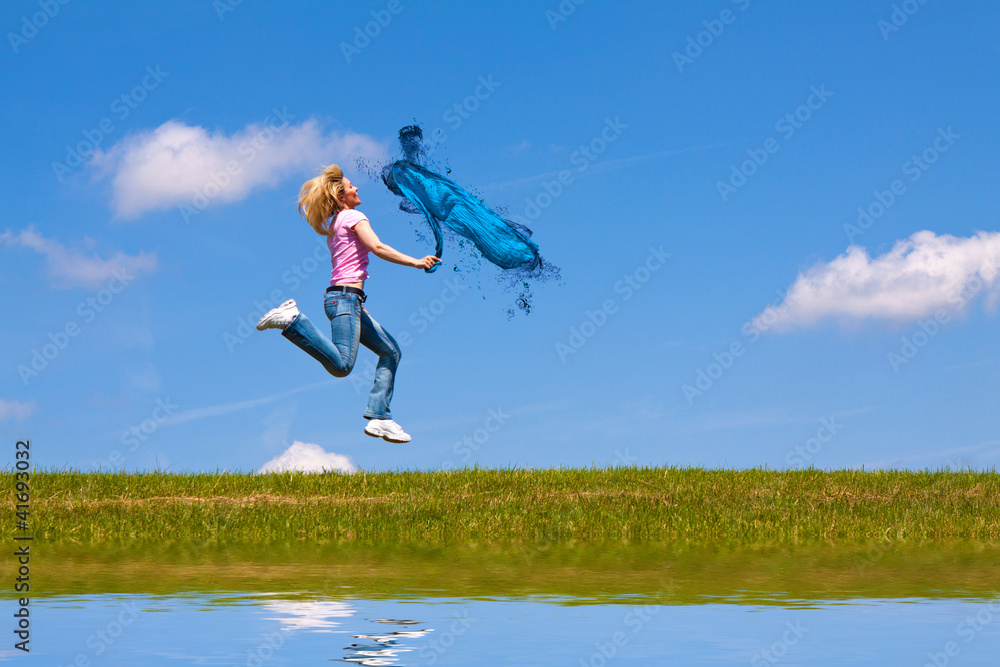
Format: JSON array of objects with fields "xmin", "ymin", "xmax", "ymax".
[{"xmin": 298, "ymin": 164, "xmax": 346, "ymax": 235}]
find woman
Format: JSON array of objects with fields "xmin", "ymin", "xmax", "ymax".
[{"xmin": 256, "ymin": 164, "xmax": 440, "ymax": 443}]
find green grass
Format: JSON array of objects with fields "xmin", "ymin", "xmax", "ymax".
[
  {"xmin": 5, "ymin": 467, "xmax": 1000, "ymax": 600},
  {"xmin": 7, "ymin": 466, "xmax": 1000, "ymax": 547}
]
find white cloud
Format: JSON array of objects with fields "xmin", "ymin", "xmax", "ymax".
[
  {"xmin": 0, "ymin": 400, "xmax": 36, "ymax": 421},
  {"xmin": 91, "ymin": 114, "xmax": 387, "ymax": 218},
  {"xmin": 259, "ymin": 441, "xmax": 356, "ymax": 474},
  {"xmin": 0, "ymin": 227, "xmax": 157, "ymax": 289},
  {"xmin": 752, "ymin": 231, "xmax": 1000, "ymax": 331}
]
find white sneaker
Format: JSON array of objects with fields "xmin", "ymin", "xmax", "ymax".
[
  {"xmin": 364, "ymin": 419, "xmax": 411, "ymax": 443},
  {"xmin": 256, "ymin": 299, "xmax": 300, "ymax": 331}
]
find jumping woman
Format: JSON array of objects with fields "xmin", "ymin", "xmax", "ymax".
[{"xmin": 255, "ymin": 164, "xmax": 440, "ymax": 443}]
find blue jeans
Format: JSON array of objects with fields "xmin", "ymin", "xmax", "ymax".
[{"xmin": 281, "ymin": 292, "xmax": 401, "ymax": 420}]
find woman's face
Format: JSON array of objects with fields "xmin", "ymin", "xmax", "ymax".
[{"xmin": 340, "ymin": 178, "xmax": 361, "ymax": 208}]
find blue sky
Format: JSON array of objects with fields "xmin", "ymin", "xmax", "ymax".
[{"xmin": 2, "ymin": 0, "xmax": 999, "ymax": 474}]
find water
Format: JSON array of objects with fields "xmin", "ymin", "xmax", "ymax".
[
  {"xmin": 21, "ymin": 593, "xmax": 1000, "ymax": 665},
  {"xmin": 359, "ymin": 125, "xmax": 561, "ymax": 318},
  {"xmin": 10, "ymin": 546, "xmax": 1000, "ymax": 664}
]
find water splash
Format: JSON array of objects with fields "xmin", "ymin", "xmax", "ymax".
[{"xmin": 365, "ymin": 125, "xmax": 560, "ymax": 317}]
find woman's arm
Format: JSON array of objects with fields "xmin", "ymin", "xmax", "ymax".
[{"xmin": 354, "ymin": 219, "xmax": 440, "ymax": 270}]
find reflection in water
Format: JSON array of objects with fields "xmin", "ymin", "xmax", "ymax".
[
  {"xmin": 39, "ymin": 543, "xmax": 1000, "ymax": 603},
  {"xmin": 340, "ymin": 619, "xmax": 434, "ymax": 666},
  {"xmin": 261, "ymin": 603, "xmax": 435, "ymax": 665},
  {"xmin": 31, "ymin": 591, "xmax": 1000, "ymax": 665},
  {"xmin": 263, "ymin": 599, "xmax": 354, "ymax": 632}
]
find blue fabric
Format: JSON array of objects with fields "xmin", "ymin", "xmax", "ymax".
[
  {"xmin": 383, "ymin": 160, "xmax": 541, "ymax": 273},
  {"xmin": 281, "ymin": 292, "xmax": 400, "ymax": 420}
]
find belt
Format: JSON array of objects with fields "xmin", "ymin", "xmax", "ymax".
[{"xmin": 326, "ymin": 285, "xmax": 366, "ymax": 302}]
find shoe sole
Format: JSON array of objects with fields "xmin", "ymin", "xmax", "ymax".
[
  {"xmin": 255, "ymin": 311, "xmax": 297, "ymax": 331},
  {"xmin": 256, "ymin": 301, "xmax": 298, "ymax": 331},
  {"xmin": 364, "ymin": 426, "xmax": 411, "ymax": 443}
]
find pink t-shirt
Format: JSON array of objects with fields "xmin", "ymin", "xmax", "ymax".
[{"xmin": 327, "ymin": 209, "xmax": 370, "ymax": 285}]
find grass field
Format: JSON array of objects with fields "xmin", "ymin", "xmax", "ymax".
[
  {"xmin": 8, "ymin": 466, "xmax": 1000, "ymax": 546},
  {"xmin": 5, "ymin": 467, "xmax": 1000, "ymax": 600}
]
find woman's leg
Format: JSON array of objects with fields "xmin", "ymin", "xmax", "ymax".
[
  {"xmin": 280, "ymin": 293, "xmax": 361, "ymax": 378},
  {"xmin": 358, "ymin": 305, "xmax": 402, "ymax": 420}
]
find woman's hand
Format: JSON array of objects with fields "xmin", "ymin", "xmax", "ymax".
[
  {"xmin": 356, "ymin": 220, "xmax": 441, "ymax": 271},
  {"xmin": 414, "ymin": 255, "xmax": 441, "ymax": 270}
]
